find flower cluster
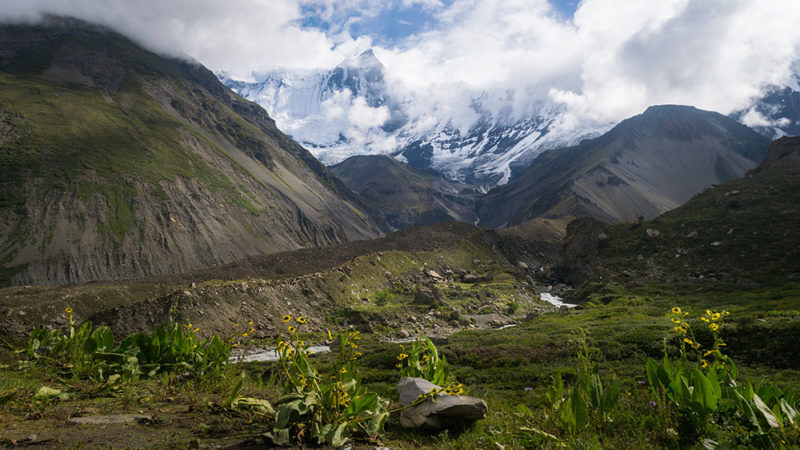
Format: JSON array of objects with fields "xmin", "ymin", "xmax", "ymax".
[
  {"xmin": 414, "ymin": 383, "xmax": 465, "ymax": 403},
  {"xmin": 670, "ymin": 306, "xmax": 732, "ymax": 370},
  {"xmin": 229, "ymin": 319, "xmax": 256, "ymax": 348}
]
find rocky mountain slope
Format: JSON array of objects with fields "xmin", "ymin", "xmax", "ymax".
[
  {"xmin": 562, "ymin": 135, "xmax": 800, "ymax": 294},
  {"xmin": 0, "ymin": 18, "xmax": 385, "ymax": 287},
  {"xmin": 0, "ymin": 221, "xmax": 564, "ymax": 339},
  {"xmin": 476, "ymin": 105, "xmax": 770, "ymax": 226},
  {"xmin": 329, "ymin": 154, "xmax": 480, "ymax": 229}
]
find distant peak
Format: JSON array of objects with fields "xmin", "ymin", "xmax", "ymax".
[{"xmin": 342, "ymin": 48, "xmax": 382, "ymax": 68}]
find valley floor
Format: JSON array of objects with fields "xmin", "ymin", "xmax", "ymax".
[{"xmin": 2, "ymin": 282, "xmax": 799, "ymax": 449}]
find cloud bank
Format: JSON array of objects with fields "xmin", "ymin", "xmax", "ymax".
[{"xmin": 3, "ymin": 0, "xmax": 800, "ymax": 124}]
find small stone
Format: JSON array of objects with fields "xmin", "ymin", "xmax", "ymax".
[
  {"xmin": 425, "ymin": 270, "xmax": 443, "ymax": 280},
  {"xmin": 517, "ymin": 261, "xmax": 529, "ymax": 270},
  {"xmin": 398, "ymin": 329, "xmax": 410, "ymax": 338},
  {"xmin": 646, "ymin": 229, "xmax": 660, "ymax": 239}
]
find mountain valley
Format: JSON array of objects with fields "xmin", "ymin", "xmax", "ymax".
[{"xmin": 1, "ymin": 15, "xmax": 799, "ymax": 450}]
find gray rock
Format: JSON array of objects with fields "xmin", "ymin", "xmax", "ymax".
[
  {"xmin": 414, "ymin": 286, "xmax": 443, "ymax": 306},
  {"xmin": 646, "ymin": 228, "xmax": 660, "ymax": 239},
  {"xmin": 398, "ymin": 377, "xmax": 487, "ymax": 431},
  {"xmin": 462, "ymin": 273, "xmax": 480, "ymax": 283},
  {"xmin": 425, "ymin": 270, "xmax": 443, "ymax": 280},
  {"xmin": 517, "ymin": 261, "xmax": 529, "ymax": 270}
]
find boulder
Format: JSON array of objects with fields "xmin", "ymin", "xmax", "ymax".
[
  {"xmin": 397, "ymin": 377, "xmax": 487, "ymax": 431},
  {"xmin": 414, "ymin": 286, "xmax": 443, "ymax": 306}
]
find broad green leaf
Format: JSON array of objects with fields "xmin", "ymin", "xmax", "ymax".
[
  {"xmin": 734, "ymin": 390, "xmax": 763, "ymax": 434},
  {"xmin": 691, "ymin": 369, "xmax": 717, "ymax": 414},
  {"xmin": 572, "ymin": 390, "xmax": 589, "ymax": 432},
  {"xmin": 753, "ymin": 393, "xmax": 781, "ymax": 428},
  {"xmin": 330, "ymin": 422, "xmax": 348, "ymax": 447},
  {"xmin": 780, "ymin": 398, "xmax": 797, "ymax": 427}
]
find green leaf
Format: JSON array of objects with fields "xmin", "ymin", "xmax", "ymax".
[
  {"xmin": 223, "ymin": 371, "xmax": 245, "ymax": 409},
  {"xmin": 572, "ymin": 389, "xmax": 589, "ymax": 432},
  {"xmin": 330, "ymin": 422, "xmax": 348, "ymax": 447},
  {"xmin": 690, "ymin": 369, "xmax": 717, "ymax": 414},
  {"xmin": 347, "ymin": 392, "xmax": 377, "ymax": 416},
  {"xmin": 275, "ymin": 400, "xmax": 304, "ymax": 429},
  {"xmin": 780, "ymin": 398, "xmax": 797, "ymax": 428},
  {"xmin": 753, "ymin": 393, "xmax": 781, "ymax": 428},
  {"xmin": 35, "ymin": 386, "xmax": 61, "ymax": 398},
  {"xmin": 734, "ymin": 390, "xmax": 763, "ymax": 434}
]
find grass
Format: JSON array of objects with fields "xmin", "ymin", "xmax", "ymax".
[{"xmin": 2, "ymin": 282, "xmax": 797, "ymax": 448}]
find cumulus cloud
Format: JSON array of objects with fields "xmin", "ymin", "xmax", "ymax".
[
  {"xmin": 0, "ymin": 0, "xmax": 372, "ymax": 79},
  {"xmin": 3, "ymin": 0, "xmax": 800, "ymax": 125}
]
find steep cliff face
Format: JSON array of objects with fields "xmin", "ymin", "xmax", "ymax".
[{"xmin": 0, "ymin": 18, "xmax": 384, "ymax": 286}]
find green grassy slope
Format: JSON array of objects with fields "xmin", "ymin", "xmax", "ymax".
[{"xmin": 0, "ymin": 18, "xmax": 383, "ymax": 286}]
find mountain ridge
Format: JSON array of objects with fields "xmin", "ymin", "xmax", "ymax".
[
  {"xmin": 476, "ymin": 105, "xmax": 770, "ymax": 226},
  {"xmin": 0, "ymin": 17, "xmax": 385, "ymax": 286}
]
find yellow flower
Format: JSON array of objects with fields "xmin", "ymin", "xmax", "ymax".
[
  {"xmin": 288, "ymin": 326, "xmax": 296, "ymax": 334},
  {"xmin": 296, "ymin": 316, "xmax": 306, "ymax": 324},
  {"xmin": 192, "ymin": 344, "xmax": 197, "ymax": 349},
  {"xmin": 700, "ymin": 359, "xmax": 708, "ymax": 368},
  {"xmin": 671, "ymin": 307, "xmax": 681, "ymax": 315},
  {"xmin": 684, "ymin": 338, "xmax": 694, "ymax": 346},
  {"xmin": 339, "ymin": 367, "xmax": 347, "ymax": 374},
  {"xmin": 354, "ymin": 352, "xmax": 362, "ymax": 358},
  {"xmin": 248, "ymin": 320, "xmax": 253, "ymax": 326},
  {"xmin": 396, "ymin": 363, "xmax": 402, "ymax": 368},
  {"xmin": 671, "ymin": 317, "xmax": 681, "ymax": 324},
  {"xmin": 193, "ymin": 328, "xmax": 199, "ymax": 333},
  {"xmin": 234, "ymin": 322, "xmax": 239, "ymax": 327},
  {"xmin": 397, "ymin": 353, "xmax": 409, "ymax": 360},
  {"xmin": 327, "ymin": 330, "xmax": 333, "ymax": 340},
  {"xmin": 305, "ymin": 349, "xmax": 313, "ymax": 355},
  {"xmin": 422, "ymin": 355, "xmax": 430, "ymax": 362},
  {"xmin": 706, "ymin": 309, "xmax": 713, "ymax": 317},
  {"xmin": 704, "ymin": 350, "xmax": 713, "ymax": 357},
  {"xmin": 709, "ymin": 323, "xmax": 719, "ymax": 331},
  {"xmin": 242, "ymin": 332, "xmax": 248, "ymax": 337},
  {"xmin": 674, "ymin": 326, "xmax": 687, "ymax": 334},
  {"xmin": 711, "ymin": 313, "xmax": 721, "ymax": 321},
  {"xmin": 65, "ymin": 307, "xmax": 73, "ymax": 314},
  {"xmin": 282, "ymin": 314, "xmax": 292, "ymax": 322}
]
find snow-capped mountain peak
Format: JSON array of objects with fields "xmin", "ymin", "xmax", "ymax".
[{"xmin": 221, "ymin": 51, "xmax": 612, "ymax": 186}]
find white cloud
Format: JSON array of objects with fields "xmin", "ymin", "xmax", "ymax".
[{"xmin": 3, "ymin": 0, "xmax": 800, "ymax": 126}]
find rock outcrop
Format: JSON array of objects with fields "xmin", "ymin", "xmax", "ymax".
[{"xmin": 397, "ymin": 377, "xmax": 487, "ymax": 431}]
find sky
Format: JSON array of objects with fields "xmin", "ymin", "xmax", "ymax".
[{"xmin": 2, "ymin": 0, "xmax": 800, "ymax": 126}]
